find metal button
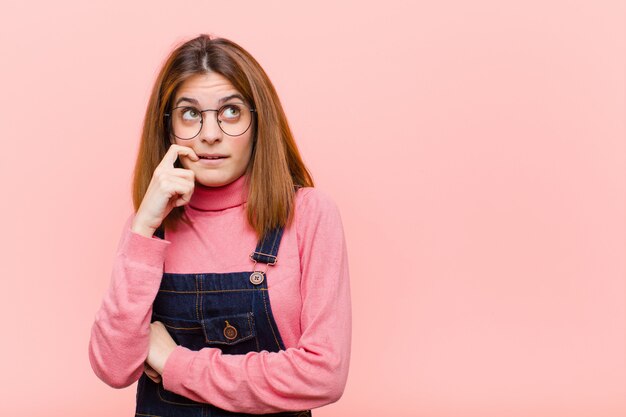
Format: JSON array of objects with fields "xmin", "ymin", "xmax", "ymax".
[
  {"xmin": 249, "ymin": 271, "xmax": 265, "ymax": 285},
  {"xmin": 223, "ymin": 320, "xmax": 237, "ymax": 340}
]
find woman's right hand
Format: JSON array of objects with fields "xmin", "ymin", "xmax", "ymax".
[
  {"xmin": 144, "ymin": 362, "xmax": 162, "ymax": 384},
  {"xmin": 131, "ymin": 145, "xmax": 200, "ymax": 237}
]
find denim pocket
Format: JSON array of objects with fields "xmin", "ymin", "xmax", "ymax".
[
  {"xmin": 151, "ymin": 312, "xmax": 260, "ymax": 406},
  {"xmin": 201, "ymin": 312, "xmax": 260, "ymax": 354}
]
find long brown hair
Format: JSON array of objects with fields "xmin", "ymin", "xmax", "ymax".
[{"xmin": 132, "ymin": 34, "xmax": 314, "ymax": 240}]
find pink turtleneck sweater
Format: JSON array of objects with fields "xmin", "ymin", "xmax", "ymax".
[{"xmin": 88, "ymin": 174, "xmax": 352, "ymax": 414}]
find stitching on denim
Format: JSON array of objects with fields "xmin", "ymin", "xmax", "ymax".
[
  {"xmin": 159, "ymin": 289, "xmax": 268, "ymax": 294},
  {"xmin": 268, "ymin": 228, "xmax": 280, "ymax": 256},
  {"xmin": 136, "ymin": 413, "xmax": 163, "ymax": 417},
  {"xmin": 199, "ymin": 276, "xmax": 208, "ymax": 342},
  {"xmin": 200, "ymin": 312, "xmax": 257, "ymax": 345},
  {"xmin": 195, "ymin": 275, "xmax": 200, "ymax": 321},
  {"xmin": 261, "ymin": 282, "xmax": 281, "ymax": 349},
  {"xmin": 249, "ymin": 312, "xmax": 260, "ymax": 351},
  {"xmin": 252, "ymin": 250, "xmax": 277, "ymax": 258},
  {"xmin": 257, "ymin": 229, "xmax": 270, "ymax": 254},
  {"xmin": 162, "ymin": 322, "xmax": 202, "ymax": 331},
  {"xmin": 252, "ymin": 228, "xmax": 278, "ymax": 263},
  {"xmin": 204, "ymin": 333, "xmax": 256, "ymax": 345}
]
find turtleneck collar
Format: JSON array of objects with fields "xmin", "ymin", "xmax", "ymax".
[{"xmin": 186, "ymin": 173, "xmax": 249, "ymax": 212}]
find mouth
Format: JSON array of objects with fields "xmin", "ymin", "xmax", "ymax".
[{"xmin": 197, "ymin": 154, "xmax": 228, "ymax": 160}]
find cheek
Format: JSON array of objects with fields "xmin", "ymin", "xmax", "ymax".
[{"xmin": 234, "ymin": 137, "xmax": 254, "ymax": 163}]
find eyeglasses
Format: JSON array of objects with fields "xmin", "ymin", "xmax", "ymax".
[{"xmin": 164, "ymin": 103, "xmax": 256, "ymax": 139}]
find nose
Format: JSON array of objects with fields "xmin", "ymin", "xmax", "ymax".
[{"xmin": 197, "ymin": 111, "xmax": 223, "ymax": 144}]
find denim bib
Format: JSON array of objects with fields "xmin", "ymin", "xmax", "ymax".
[{"xmin": 135, "ymin": 226, "xmax": 312, "ymax": 417}]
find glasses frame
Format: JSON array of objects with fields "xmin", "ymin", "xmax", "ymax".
[{"xmin": 164, "ymin": 103, "xmax": 257, "ymax": 139}]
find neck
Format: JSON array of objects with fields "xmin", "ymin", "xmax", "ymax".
[{"xmin": 186, "ymin": 173, "xmax": 249, "ymax": 211}]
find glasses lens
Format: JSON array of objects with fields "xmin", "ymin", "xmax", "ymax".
[
  {"xmin": 171, "ymin": 106, "xmax": 202, "ymax": 140},
  {"xmin": 218, "ymin": 104, "xmax": 253, "ymax": 136},
  {"xmin": 170, "ymin": 104, "xmax": 254, "ymax": 139}
]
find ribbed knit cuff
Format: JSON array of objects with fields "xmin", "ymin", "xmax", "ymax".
[{"xmin": 120, "ymin": 228, "xmax": 170, "ymax": 267}]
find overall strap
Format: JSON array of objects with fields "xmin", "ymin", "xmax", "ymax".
[{"xmin": 250, "ymin": 227, "xmax": 285, "ymax": 265}]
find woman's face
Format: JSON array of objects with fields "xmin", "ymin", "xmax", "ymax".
[{"xmin": 169, "ymin": 72, "xmax": 254, "ymax": 187}]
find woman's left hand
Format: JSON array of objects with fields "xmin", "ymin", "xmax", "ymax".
[{"xmin": 146, "ymin": 321, "xmax": 178, "ymax": 375}]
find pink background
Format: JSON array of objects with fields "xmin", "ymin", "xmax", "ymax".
[{"xmin": 1, "ymin": 1, "xmax": 624, "ymax": 416}]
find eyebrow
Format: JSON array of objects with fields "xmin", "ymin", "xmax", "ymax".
[{"xmin": 175, "ymin": 93, "xmax": 246, "ymax": 107}]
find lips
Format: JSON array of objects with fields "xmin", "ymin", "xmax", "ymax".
[{"xmin": 197, "ymin": 153, "xmax": 228, "ymax": 159}]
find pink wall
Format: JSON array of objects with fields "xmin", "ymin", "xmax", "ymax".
[{"xmin": 1, "ymin": 1, "xmax": 624, "ymax": 416}]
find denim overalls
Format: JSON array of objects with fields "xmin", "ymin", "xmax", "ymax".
[{"xmin": 135, "ymin": 225, "xmax": 312, "ymax": 417}]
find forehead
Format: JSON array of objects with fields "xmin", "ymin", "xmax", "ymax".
[{"xmin": 175, "ymin": 72, "xmax": 240, "ymax": 104}]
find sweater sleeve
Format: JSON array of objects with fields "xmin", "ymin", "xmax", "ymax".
[
  {"xmin": 88, "ymin": 212, "xmax": 171, "ymax": 388},
  {"xmin": 160, "ymin": 188, "xmax": 352, "ymax": 413}
]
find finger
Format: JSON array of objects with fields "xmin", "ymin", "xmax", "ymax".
[
  {"xmin": 161, "ymin": 176, "xmax": 194, "ymax": 193},
  {"xmin": 165, "ymin": 177, "xmax": 195, "ymax": 207},
  {"xmin": 144, "ymin": 363, "xmax": 162, "ymax": 383},
  {"xmin": 174, "ymin": 193, "xmax": 192, "ymax": 207},
  {"xmin": 145, "ymin": 372, "xmax": 162, "ymax": 384},
  {"xmin": 144, "ymin": 363, "xmax": 159, "ymax": 376},
  {"xmin": 159, "ymin": 144, "xmax": 199, "ymax": 169},
  {"xmin": 169, "ymin": 167, "xmax": 196, "ymax": 181},
  {"xmin": 158, "ymin": 176, "xmax": 195, "ymax": 201}
]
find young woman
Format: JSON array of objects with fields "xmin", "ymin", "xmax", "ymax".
[{"xmin": 88, "ymin": 34, "xmax": 352, "ymax": 417}]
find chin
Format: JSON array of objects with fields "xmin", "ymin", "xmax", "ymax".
[{"xmin": 195, "ymin": 172, "xmax": 236, "ymax": 188}]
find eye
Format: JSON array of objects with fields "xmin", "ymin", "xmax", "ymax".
[
  {"xmin": 181, "ymin": 107, "xmax": 201, "ymax": 121},
  {"xmin": 220, "ymin": 104, "xmax": 242, "ymax": 121}
]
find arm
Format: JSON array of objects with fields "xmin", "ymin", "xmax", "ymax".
[
  {"xmin": 160, "ymin": 188, "xmax": 352, "ymax": 414},
  {"xmin": 88, "ymin": 212, "xmax": 170, "ymax": 388}
]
